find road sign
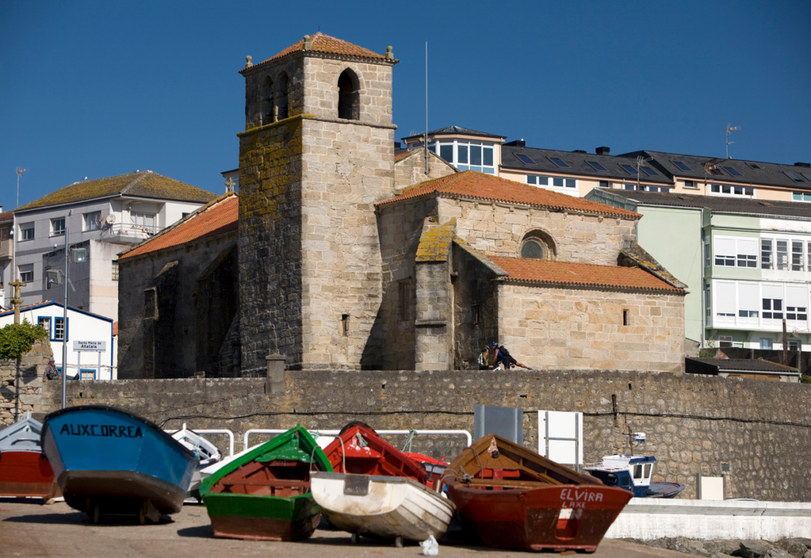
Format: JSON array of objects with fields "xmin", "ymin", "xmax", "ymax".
[{"xmin": 73, "ymin": 340, "xmax": 106, "ymax": 352}]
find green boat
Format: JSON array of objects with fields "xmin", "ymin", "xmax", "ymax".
[{"xmin": 200, "ymin": 425, "xmax": 333, "ymax": 540}]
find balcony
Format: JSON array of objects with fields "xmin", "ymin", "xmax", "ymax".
[
  {"xmin": 99, "ymin": 223, "xmax": 162, "ymax": 245},
  {"xmin": 0, "ymin": 238, "xmax": 11, "ymax": 260}
]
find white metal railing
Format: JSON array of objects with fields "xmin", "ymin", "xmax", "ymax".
[{"xmin": 242, "ymin": 428, "xmax": 472, "ymax": 453}]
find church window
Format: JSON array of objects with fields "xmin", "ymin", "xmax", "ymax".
[
  {"xmin": 338, "ymin": 69, "xmax": 360, "ymax": 120},
  {"xmin": 341, "ymin": 314, "xmax": 349, "ymax": 336},
  {"xmin": 623, "ymin": 309, "xmax": 630, "ymax": 326},
  {"xmin": 398, "ymin": 280, "xmax": 410, "ymax": 322},
  {"xmin": 520, "ymin": 230, "xmax": 555, "ymax": 260},
  {"xmin": 262, "ymin": 76, "xmax": 274, "ymax": 124},
  {"xmin": 277, "ymin": 72, "xmax": 289, "ymax": 120},
  {"xmin": 144, "ymin": 288, "xmax": 158, "ymax": 319},
  {"xmin": 521, "ymin": 239, "xmax": 544, "ymax": 260}
]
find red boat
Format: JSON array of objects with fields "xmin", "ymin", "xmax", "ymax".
[
  {"xmin": 403, "ymin": 452, "xmax": 447, "ymax": 490},
  {"xmin": 0, "ymin": 413, "xmax": 60, "ymax": 500},
  {"xmin": 321, "ymin": 422, "xmax": 428, "ymax": 484},
  {"xmin": 443, "ymin": 434, "xmax": 632, "ymax": 552}
]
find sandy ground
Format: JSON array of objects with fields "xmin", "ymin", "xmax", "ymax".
[{"xmin": 0, "ymin": 498, "xmax": 688, "ymax": 558}]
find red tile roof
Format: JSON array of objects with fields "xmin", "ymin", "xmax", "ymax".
[
  {"xmin": 376, "ymin": 171, "xmax": 639, "ymax": 218},
  {"xmin": 247, "ymin": 32, "xmax": 396, "ymax": 70},
  {"xmin": 118, "ymin": 194, "xmax": 238, "ymax": 261},
  {"xmin": 489, "ymin": 256, "xmax": 683, "ymax": 292}
]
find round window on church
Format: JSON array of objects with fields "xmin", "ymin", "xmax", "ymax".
[{"xmin": 521, "ymin": 239, "xmax": 545, "ymax": 260}]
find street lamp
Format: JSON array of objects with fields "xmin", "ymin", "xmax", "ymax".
[{"xmin": 61, "ymin": 210, "xmax": 71, "ymax": 409}]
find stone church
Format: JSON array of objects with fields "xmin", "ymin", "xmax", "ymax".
[{"xmin": 117, "ymin": 32, "xmax": 686, "ymax": 378}]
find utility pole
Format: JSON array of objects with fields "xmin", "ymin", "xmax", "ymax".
[
  {"xmin": 11, "ymin": 168, "xmax": 27, "ymax": 324},
  {"xmin": 61, "ymin": 210, "xmax": 71, "ymax": 409}
]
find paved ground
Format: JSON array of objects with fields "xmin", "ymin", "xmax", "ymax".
[{"xmin": 0, "ymin": 498, "xmax": 688, "ymax": 558}]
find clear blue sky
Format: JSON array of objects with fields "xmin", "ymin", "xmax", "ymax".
[{"xmin": 2, "ymin": 0, "xmax": 810, "ymax": 207}]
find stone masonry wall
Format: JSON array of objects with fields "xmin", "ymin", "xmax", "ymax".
[
  {"xmin": 415, "ymin": 260, "xmax": 453, "ymax": 371},
  {"xmin": 394, "ymin": 150, "xmax": 456, "ymax": 192},
  {"xmin": 1, "ymin": 338, "xmax": 52, "ymax": 426},
  {"xmin": 299, "ymin": 117, "xmax": 396, "ymax": 370},
  {"xmin": 441, "ymin": 198, "xmax": 638, "ymax": 265},
  {"xmin": 499, "ymin": 284, "xmax": 685, "ymax": 373},
  {"xmin": 452, "ymin": 244, "xmax": 500, "ymax": 369},
  {"xmin": 35, "ymin": 369, "xmax": 811, "ymax": 502},
  {"xmin": 238, "ymin": 117, "xmax": 304, "ymax": 373}
]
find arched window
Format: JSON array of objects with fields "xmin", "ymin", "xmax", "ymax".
[
  {"xmin": 262, "ymin": 76, "xmax": 274, "ymax": 125},
  {"xmin": 276, "ymin": 72, "xmax": 289, "ymax": 120},
  {"xmin": 520, "ymin": 230, "xmax": 556, "ymax": 260},
  {"xmin": 337, "ymin": 69, "xmax": 360, "ymax": 120},
  {"xmin": 521, "ymin": 239, "xmax": 545, "ymax": 259}
]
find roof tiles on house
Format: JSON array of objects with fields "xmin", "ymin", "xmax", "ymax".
[
  {"xmin": 118, "ymin": 194, "xmax": 238, "ymax": 261},
  {"xmin": 0, "ymin": 210, "xmax": 13, "ymax": 223},
  {"xmin": 16, "ymin": 171, "xmax": 216, "ymax": 212},
  {"xmin": 248, "ymin": 32, "xmax": 396, "ymax": 69},
  {"xmin": 489, "ymin": 256, "xmax": 683, "ymax": 292},
  {"xmin": 376, "ymin": 170, "xmax": 639, "ymax": 218}
]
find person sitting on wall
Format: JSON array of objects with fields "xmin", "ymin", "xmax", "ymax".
[
  {"xmin": 44, "ymin": 359, "xmax": 61, "ymax": 381},
  {"xmin": 489, "ymin": 342, "xmax": 531, "ymax": 370},
  {"xmin": 478, "ymin": 345, "xmax": 493, "ymax": 370}
]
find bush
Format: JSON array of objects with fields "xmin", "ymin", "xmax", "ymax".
[{"xmin": 0, "ymin": 321, "xmax": 48, "ymax": 362}]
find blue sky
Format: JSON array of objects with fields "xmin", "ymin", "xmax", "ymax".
[{"xmin": 2, "ymin": 0, "xmax": 810, "ymax": 206}]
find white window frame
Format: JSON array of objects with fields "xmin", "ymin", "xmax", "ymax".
[
  {"xmin": 84, "ymin": 211, "xmax": 102, "ymax": 231},
  {"xmin": 430, "ymin": 140, "xmax": 496, "ymax": 174},
  {"xmin": 19, "ymin": 266, "xmax": 33, "ymax": 283},
  {"xmin": 51, "ymin": 217, "xmax": 65, "ymax": 236},
  {"xmin": 710, "ymin": 183, "xmax": 755, "ymax": 198},
  {"xmin": 20, "ymin": 222, "xmax": 35, "ymax": 241}
]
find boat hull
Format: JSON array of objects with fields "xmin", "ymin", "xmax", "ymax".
[
  {"xmin": 0, "ymin": 451, "xmax": 59, "ymax": 498},
  {"xmin": 447, "ymin": 483, "xmax": 632, "ymax": 552},
  {"xmin": 42, "ymin": 406, "xmax": 195, "ymax": 520},
  {"xmin": 204, "ymin": 492, "xmax": 321, "ymax": 541},
  {"xmin": 312, "ymin": 472, "xmax": 455, "ymax": 542}
]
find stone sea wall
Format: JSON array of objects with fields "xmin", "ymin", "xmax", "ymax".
[{"xmin": 31, "ymin": 368, "xmax": 811, "ymax": 502}]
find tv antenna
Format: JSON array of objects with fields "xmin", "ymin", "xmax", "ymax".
[{"xmin": 725, "ymin": 124, "xmax": 739, "ymax": 159}]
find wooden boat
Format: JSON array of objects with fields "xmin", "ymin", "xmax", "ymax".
[
  {"xmin": 443, "ymin": 433, "xmax": 632, "ymax": 552},
  {"xmin": 584, "ymin": 454, "xmax": 685, "ymax": 498},
  {"xmin": 168, "ymin": 423, "xmax": 222, "ymax": 501},
  {"xmin": 0, "ymin": 412, "xmax": 60, "ymax": 500},
  {"xmin": 199, "ymin": 425, "xmax": 333, "ymax": 541},
  {"xmin": 41, "ymin": 405, "xmax": 196, "ymax": 523},
  {"xmin": 311, "ymin": 422, "xmax": 455, "ymax": 546}
]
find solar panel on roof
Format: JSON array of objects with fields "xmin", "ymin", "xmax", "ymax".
[
  {"xmin": 672, "ymin": 160, "xmax": 691, "ymax": 172},
  {"xmin": 620, "ymin": 164, "xmax": 637, "ymax": 175},
  {"xmin": 549, "ymin": 157, "xmax": 570, "ymax": 168},
  {"xmin": 515, "ymin": 154, "xmax": 535, "ymax": 165},
  {"xmin": 640, "ymin": 166, "xmax": 658, "ymax": 177},
  {"xmin": 723, "ymin": 166, "xmax": 742, "ymax": 177},
  {"xmin": 803, "ymin": 173, "xmax": 811, "ymax": 182},
  {"xmin": 587, "ymin": 161, "xmax": 607, "ymax": 172}
]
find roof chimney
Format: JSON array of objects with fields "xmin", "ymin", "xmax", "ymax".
[
  {"xmin": 504, "ymin": 139, "xmax": 525, "ymax": 147},
  {"xmin": 794, "ymin": 162, "xmax": 810, "ymax": 168},
  {"xmin": 596, "ymin": 146, "xmax": 610, "ymax": 156}
]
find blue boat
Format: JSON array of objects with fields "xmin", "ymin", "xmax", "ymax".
[
  {"xmin": 584, "ymin": 454, "xmax": 685, "ymax": 498},
  {"xmin": 41, "ymin": 405, "xmax": 196, "ymax": 523}
]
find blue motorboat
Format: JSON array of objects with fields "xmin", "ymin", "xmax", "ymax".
[
  {"xmin": 41, "ymin": 405, "xmax": 196, "ymax": 523},
  {"xmin": 584, "ymin": 454, "xmax": 685, "ymax": 498}
]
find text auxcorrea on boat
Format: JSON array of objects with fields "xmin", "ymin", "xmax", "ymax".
[
  {"xmin": 442, "ymin": 433, "xmax": 633, "ymax": 553},
  {"xmin": 41, "ymin": 405, "xmax": 196, "ymax": 524},
  {"xmin": 584, "ymin": 454, "xmax": 685, "ymax": 498}
]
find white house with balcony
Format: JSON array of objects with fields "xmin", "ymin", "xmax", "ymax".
[{"xmin": 8, "ymin": 171, "xmax": 216, "ymax": 321}]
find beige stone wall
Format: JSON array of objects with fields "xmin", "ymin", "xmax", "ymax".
[
  {"xmin": 0, "ymin": 339, "xmax": 52, "ymax": 426},
  {"xmin": 299, "ymin": 118, "xmax": 396, "ymax": 370},
  {"xmin": 497, "ymin": 284, "xmax": 685, "ymax": 373},
  {"xmin": 394, "ymin": 150, "xmax": 456, "ymax": 191},
  {"xmin": 439, "ymin": 198, "xmax": 637, "ymax": 266}
]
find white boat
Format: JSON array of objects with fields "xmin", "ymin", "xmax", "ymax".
[
  {"xmin": 168, "ymin": 424, "xmax": 222, "ymax": 501},
  {"xmin": 584, "ymin": 454, "xmax": 685, "ymax": 498},
  {"xmin": 310, "ymin": 471, "xmax": 455, "ymax": 546}
]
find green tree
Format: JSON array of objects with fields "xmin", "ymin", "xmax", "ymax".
[{"xmin": 0, "ymin": 321, "xmax": 48, "ymax": 421}]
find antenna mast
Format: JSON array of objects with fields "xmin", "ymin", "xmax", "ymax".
[{"xmin": 725, "ymin": 124, "xmax": 739, "ymax": 159}]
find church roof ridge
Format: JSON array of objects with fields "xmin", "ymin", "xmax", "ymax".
[{"xmin": 376, "ymin": 170, "xmax": 640, "ymax": 218}]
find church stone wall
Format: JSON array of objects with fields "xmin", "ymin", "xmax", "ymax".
[
  {"xmin": 498, "ymin": 284, "xmax": 685, "ymax": 373},
  {"xmin": 441, "ymin": 198, "xmax": 637, "ymax": 265},
  {"xmin": 394, "ymin": 151, "xmax": 456, "ymax": 191},
  {"xmin": 35, "ymin": 370, "xmax": 811, "ymax": 502}
]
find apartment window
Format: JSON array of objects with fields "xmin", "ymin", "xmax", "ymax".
[
  {"xmin": 19, "ymin": 267, "xmax": 33, "ymax": 283},
  {"xmin": 51, "ymin": 218, "xmax": 65, "ymax": 236},
  {"xmin": 84, "ymin": 211, "xmax": 101, "ymax": 231},
  {"xmin": 787, "ymin": 306, "xmax": 807, "ymax": 321},
  {"xmin": 761, "ymin": 239, "xmax": 772, "ymax": 269},
  {"xmin": 792, "ymin": 192, "xmax": 811, "ymax": 202},
  {"xmin": 738, "ymin": 282, "xmax": 759, "ymax": 321},
  {"xmin": 131, "ymin": 212, "xmax": 157, "ymax": 233},
  {"xmin": 684, "ymin": 180, "xmax": 696, "ymax": 189},
  {"xmin": 112, "ymin": 261, "xmax": 119, "ymax": 281},
  {"xmin": 704, "ymin": 242, "xmax": 710, "ymax": 267},
  {"xmin": 792, "ymin": 241, "xmax": 804, "ymax": 271},
  {"xmin": 431, "ymin": 140, "xmax": 495, "ymax": 174},
  {"xmin": 715, "ymin": 282, "xmax": 736, "ymax": 322},
  {"xmin": 38, "ymin": 317, "xmax": 51, "ymax": 337},
  {"xmin": 710, "ymin": 184, "xmax": 754, "ymax": 197},
  {"xmin": 776, "ymin": 241, "xmax": 788, "ymax": 270},
  {"xmin": 759, "ymin": 338, "xmax": 772, "ymax": 350},
  {"xmin": 599, "ymin": 181, "xmax": 609, "ymax": 188},
  {"xmin": 20, "ymin": 223, "xmax": 34, "ymax": 241},
  {"xmin": 714, "ymin": 237, "xmax": 735, "ymax": 266},
  {"xmin": 718, "ymin": 336, "xmax": 733, "ymax": 348},
  {"xmin": 762, "ymin": 299, "xmax": 783, "ymax": 320},
  {"xmin": 55, "ymin": 317, "xmax": 66, "ymax": 340}
]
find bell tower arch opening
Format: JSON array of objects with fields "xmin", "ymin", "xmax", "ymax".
[
  {"xmin": 337, "ymin": 69, "xmax": 360, "ymax": 120},
  {"xmin": 276, "ymin": 72, "xmax": 289, "ymax": 120}
]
